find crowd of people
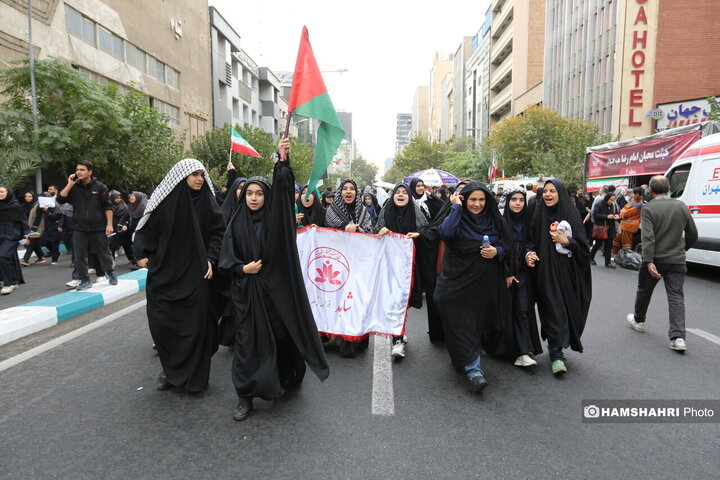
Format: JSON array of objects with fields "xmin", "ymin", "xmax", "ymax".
[{"xmin": 1, "ymin": 139, "xmax": 697, "ymax": 420}]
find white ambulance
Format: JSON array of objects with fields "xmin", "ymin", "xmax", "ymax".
[{"xmin": 664, "ymin": 132, "xmax": 720, "ymax": 267}]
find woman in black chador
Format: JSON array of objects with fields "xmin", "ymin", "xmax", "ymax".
[
  {"xmin": 525, "ymin": 179, "xmax": 592, "ymax": 376},
  {"xmin": 219, "ymin": 139, "xmax": 329, "ymax": 421},
  {"xmin": 296, "ymin": 185, "xmax": 325, "ymax": 227},
  {"xmin": 324, "ymin": 178, "xmax": 373, "ymax": 357},
  {"xmin": 434, "ymin": 182, "xmax": 512, "ymax": 393},
  {"xmin": 376, "ymin": 183, "xmax": 444, "ymax": 352},
  {"xmin": 481, "ymin": 186, "xmax": 543, "ymax": 366},
  {"xmin": 133, "ymin": 159, "xmax": 226, "ymax": 393}
]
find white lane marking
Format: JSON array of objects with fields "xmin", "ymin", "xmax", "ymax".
[
  {"xmin": 371, "ymin": 335, "xmax": 395, "ymax": 416},
  {"xmin": 687, "ymin": 328, "xmax": 720, "ymax": 347},
  {"xmin": 0, "ymin": 300, "xmax": 146, "ymax": 373}
]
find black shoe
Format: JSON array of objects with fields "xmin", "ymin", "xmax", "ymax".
[
  {"xmin": 233, "ymin": 397, "xmax": 253, "ymax": 421},
  {"xmin": 468, "ymin": 375, "xmax": 489, "ymax": 393},
  {"xmin": 157, "ymin": 371, "xmax": 172, "ymax": 391}
]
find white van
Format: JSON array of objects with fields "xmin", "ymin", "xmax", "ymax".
[{"xmin": 664, "ymin": 132, "xmax": 720, "ymax": 267}]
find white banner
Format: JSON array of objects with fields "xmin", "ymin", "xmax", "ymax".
[{"xmin": 296, "ymin": 227, "xmax": 414, "ymax": 339}]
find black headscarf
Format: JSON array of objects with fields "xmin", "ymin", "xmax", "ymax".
[
  {"xmin": 436, "ymin": 187, "xmax": 448, "ymax": 201},
  {"xmin": 362, "ymin": 193, "xmax": 378, "ymax": 221},
  {"xmin": 127, "ymin": 191, "xmax": 148, "ymax": 219},
  {"xmin": 296, "ymin": 186, "xmax": 325, "ymax": 227},
  {"xmin": 220, "ymin": 176, "xmax": 248, "ymax": 223},
  {"xmin": 502, "ymin": 187, "xmax": 531, "ymax": 244},
  {"xmin": 527, "ymin": 179, "xmax": 591, "ymax": 353},
  {"xmin": 375, "ymin": 184, "xmax": 428, "ymax": 234},
  {"xmin": 21, "ymin": 191, "xmax": 37, "ymax": 219},
  {"xmin": 320, "ymin": 190, "xmax": 334, "ymax": 209},
  {"xmin": 109, "ymin": 190, "xmax": 129, "ymax": 218},
  {"xmin": 455, "ymin": 182, "xmax": 508, "ymax": 242},
  {"xmin": 409, "ymin": 178, "xmax": 425, "ymax": 200},
  {"xmin": 0, "ymin": 186, "xmax": 26, "ymax": 223},
  {"xmin": 222, "ymin": 178, "xmax": 270, "ymax": 266}
]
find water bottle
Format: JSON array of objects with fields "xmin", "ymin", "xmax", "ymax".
[{"xmin": 482, "ymin": 235, "xmax": 490, "ymax": 248}]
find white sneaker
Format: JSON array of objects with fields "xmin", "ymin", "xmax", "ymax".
[
  {"xmin": 88, "ymin": 268, "xmax": 96, "ymax": 275},
  {"xmin": 391, "ymin": 341, "xmax": 406, "ymax": 358},
  {"xmin": 625, "ymin": 313, "xmax": 646, "ymax": 332},
  {"xmin": 1, "ymin": 285, "xmax": 17, "ymax": 295},
  {"xmin": 514, "ymin": 354, "xmax": 537, "ymax": 367},
  {"xmin": 670, "ymin": 338, "xmax": 687, "ymax": 351},
  {"xmin": 65, "ymin": 279, "xmax": 81, "ymax": 288},
  {"xmin": 95, "ymin": 276, "xmax": 107, "ymax": 283}
]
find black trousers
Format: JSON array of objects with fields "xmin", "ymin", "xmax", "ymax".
[
  {"xmin": 110, "ymin": 231, "xmax": 136, "ymax": 263},
  {"xmin": 22, "ymin": 238, "xmax": 45, "ymax": 261},
  {"xmin": 590, "ymin": 237, "xmax": 612, "ymax": 265},
  {"xmin": 633, "ymin": 263, "xmax": 687, "ymax": 340},
  {"xmin": 73, "ymin": 230, "xmax": 114, "ymax": 281}
]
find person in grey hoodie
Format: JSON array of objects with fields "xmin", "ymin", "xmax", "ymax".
[{"xmin": 625, "ymin": 175, "xmax": 698, "ymax": 352}]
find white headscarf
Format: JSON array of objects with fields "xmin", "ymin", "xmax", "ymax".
[{"xmin": 134, "ymin": 158, "xmax": 215, "ymax": 234}]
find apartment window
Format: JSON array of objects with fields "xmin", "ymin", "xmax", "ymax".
[
  {"xmin": 126, "ymin": 43, "xmax": 146, "ymax": 73},
  {"xmin": 166, "ymin": 66, "xmax": 180, "ymax": 89},
  {"xmin": 152, "ymin": 98, "xmax": 180, "ymax": 124},
  {"xmin": 66, "ymin": 7, "xmax": 82, "ymax": 37},
  {"xmin": 98, "ymin": 27, "xmax": 123, "ymax": 60},
  {"xmin": 148, "ymin": 56, "xmax": 166, "ymax": 83}
]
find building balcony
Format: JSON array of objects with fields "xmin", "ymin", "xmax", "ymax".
[
  {"xmin": 491, "ymin": 0, "xmax": 514, "ymax": 39},
  {"xmin": 237, "ymin": 80, "xmax": 252, "ymax": 103},
  {"xmin": 490, "ymin": 53, "xmax": 513, "ymax": 89},
  {"xmin": 491, "ymin": 25, "xmax": 513, "ymax": 66},
  {"xmin": 489, "ymin": 83, "xmax": 512, "ymax": 116},
  {"xmin": 232, "ymin": 49, "xmax": 258, "ymax": 77},
  {"xmin": 261, "ymin": 100, "xmax": 280, "ymax": 119}
]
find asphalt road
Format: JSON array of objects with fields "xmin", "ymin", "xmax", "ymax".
[{"xmin": 1, "ymin": 262, "xmax": 719, "ymax": 479}]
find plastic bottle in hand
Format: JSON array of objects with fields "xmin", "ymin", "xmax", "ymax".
[{"xmin": 482, "ymin": 235, "xmax": 490, "ymax": 248}]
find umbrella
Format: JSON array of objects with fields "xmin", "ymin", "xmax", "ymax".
[{"xmin": 403, "ymin": 168, "xmax": 460, "ymax": 187}]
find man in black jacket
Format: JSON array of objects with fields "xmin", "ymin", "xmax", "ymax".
[{"xmin": 57, "ymin": 160, "xmax": 117, "ymax": 290}]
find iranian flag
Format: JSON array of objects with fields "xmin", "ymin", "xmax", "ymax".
[
  {"xmin": 231, "ymin": 128, "xmax": 262, "ymax": 158},
  {"xmin": 288, "ymin": 27, "xmax": 344, "ymax": 190}
]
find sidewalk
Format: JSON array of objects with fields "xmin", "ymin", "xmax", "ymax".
[{"xmin": 0, "ymin": 269, "xmax": 147, "ymax": 346}]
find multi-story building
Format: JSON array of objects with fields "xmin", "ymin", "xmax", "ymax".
[
  {"xmin": 428, "ymin": 53, "xmax": 453, "ymax": 142},
  {"xmin": 395, "ymin": 113, "xmax": 412, "ymax": 155},
  {"xmin": 451, "ymin": 37, "xmax": 474, "ymax": 140},
  {"xmin": 411, "ymin": 86, "xmax": 430, "ymax": 140},
  {"xmin": 543, "ymin": 0, "xmax": 617, "ymax": 135},
  {"xmin": 488, "ymin": 0, "xmax": 545, "ymax": 123},
  {"xmin": 465, "ymin": 8, "xmax": 493, "ymax": 141},
  {"xmin": 209, "ymin": 7, "xmax": 286, "ymax": 137},
  {"xmin": 0, "ymin": 0, "xmax": 213, "ymax": 145},
  {"xmin": 440, "ymin": 73, "xmax": 453, "ymax": 143}
]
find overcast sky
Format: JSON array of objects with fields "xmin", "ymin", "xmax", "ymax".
[{"xmin": 208, "ymin": 0, "xmax": 492, "ymax": 170}]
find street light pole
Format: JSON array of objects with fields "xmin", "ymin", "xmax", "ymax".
[{"xmin": 28, "ymin": 0, "xmax": 42, "ymax": 192}]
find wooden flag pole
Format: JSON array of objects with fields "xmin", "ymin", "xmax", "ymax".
[{"xmin": 280, "ymin": 112, "xmax": 293, "ymax": 162}]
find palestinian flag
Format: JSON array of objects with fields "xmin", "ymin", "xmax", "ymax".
[
  {"xmin": 288, "ymin": 26, "xmax": 344, "ymax": 190},
  {"xmin": 231, "ymin": 128, "xmax": 262, "ymax": 158}
]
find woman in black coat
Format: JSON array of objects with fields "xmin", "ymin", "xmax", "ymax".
[
  {"xmin": 590, "ymin": 193, "xmax": 619, "ymax": 268},
  {"xmin": 133, "ymin": 159, "xmax": 226, "ymax": 393},
  {"xmin": 0, "ymin": 186, "xmax": 30, "ymax": 294},
  {"xmin": 525, "ymin": 180, "xmax": 592, "ymax": 375},
  {"xmin": 434, "ymin": 182, "xmax": 512, "ymax": 393},
  {"xmin": 219, "ymin": 140, "xmax": 329, "ymax": 421}
]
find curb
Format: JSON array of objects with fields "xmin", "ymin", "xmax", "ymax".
[{"xmin": 0, "ymin": 269, "xmax": 147, "ymax": 347}]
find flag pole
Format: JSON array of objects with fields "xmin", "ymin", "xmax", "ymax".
[
  {"xmin": 280, "ymin": 112, "xmax": 293, "ymax": 162},
  {"xmin": 228, "ymin": 127, "xmax": 234, "ymax": 166}
]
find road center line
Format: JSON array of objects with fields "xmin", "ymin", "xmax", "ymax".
[
  {"xmin": 371, "ymin": 335, "xmax": 395, "ymax": 416},
  {"xmin": 687, "ymin": 328, "xmax": 720, "ymax": 347},
  {"xmin": 0, "ymin": 300, "xmax": 146, "ymax": 373}
]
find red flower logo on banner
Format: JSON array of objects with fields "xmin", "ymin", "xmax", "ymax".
[
  {"xmin": 307, "ymin": 247, "xmax": 350, "ymax": 293},
  {"xmin": 315, "ymin": 261, "xmax": 342, "ymax": 285}
]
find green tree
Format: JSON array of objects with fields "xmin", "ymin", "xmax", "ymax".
[
  {"xmin": 485, "ymin": 106, "xmax": 613, "ymax": 189},
  {"xmin": 383, "ymin": 136, "xmax": 444, "ymax": 183},
  {"xmin": 103, "ymin": 85, "xmax": 185, "ymax": 193},
  {"xmin": 0, "ymin": 148, "xmax": 40, "ymax": 189},
  {"xmin": 350, "ymin": 157, "xmax": 378, "ymax": 187},
  {"xmin": 0, "ymin": 59, "xmax": 127, "ymax": 177},
  {"xmin": 287, "ymin": 139, "xmax": 315, "ymax": 187},
  {"xmin": 439, "ymin": 136, "xmax": 488, "ymax": 181},
  {"xmin": 708, "ymin": 97, "xmax": 720, "ymax": 122}
]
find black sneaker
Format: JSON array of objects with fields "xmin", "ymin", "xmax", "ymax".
[
  {"xmin": 468, "ymin": 375, "xmax": 489, "ymax": 393},
  {"xmin": 233, "ymin": 397, "xmax": 253, "ymax": 421},
  {"xmin": 107, "ymin": 272, "xmax": 118, "ymax": 285},
  {"xmin": 76, "ymin": 279, "xmax": 93, "ymax": 291}
]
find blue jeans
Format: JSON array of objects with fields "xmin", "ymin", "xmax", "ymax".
[{"xmin": 464, "ymin": 355, "xmax": 484, "ymax": 379}]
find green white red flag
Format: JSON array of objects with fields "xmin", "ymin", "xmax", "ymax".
[
  {"xmin": 287, "ymin": 26, "xmax": 344, "ymax": 189},
  {"xmin": 231, "ymin": 128, "xmax": 262, "ymax": 158}
]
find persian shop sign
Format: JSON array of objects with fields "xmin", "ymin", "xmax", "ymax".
[
  {"xmin": 587, "ymin": 130, "xmax": 701, "ymax": 179},
  {"xmin": 627, "ymin": 0, "xmax": 650, "ymax": 127},
  {"xmin": 654, "ymin": 98, "xmax": 719, "ymax": 130}
]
